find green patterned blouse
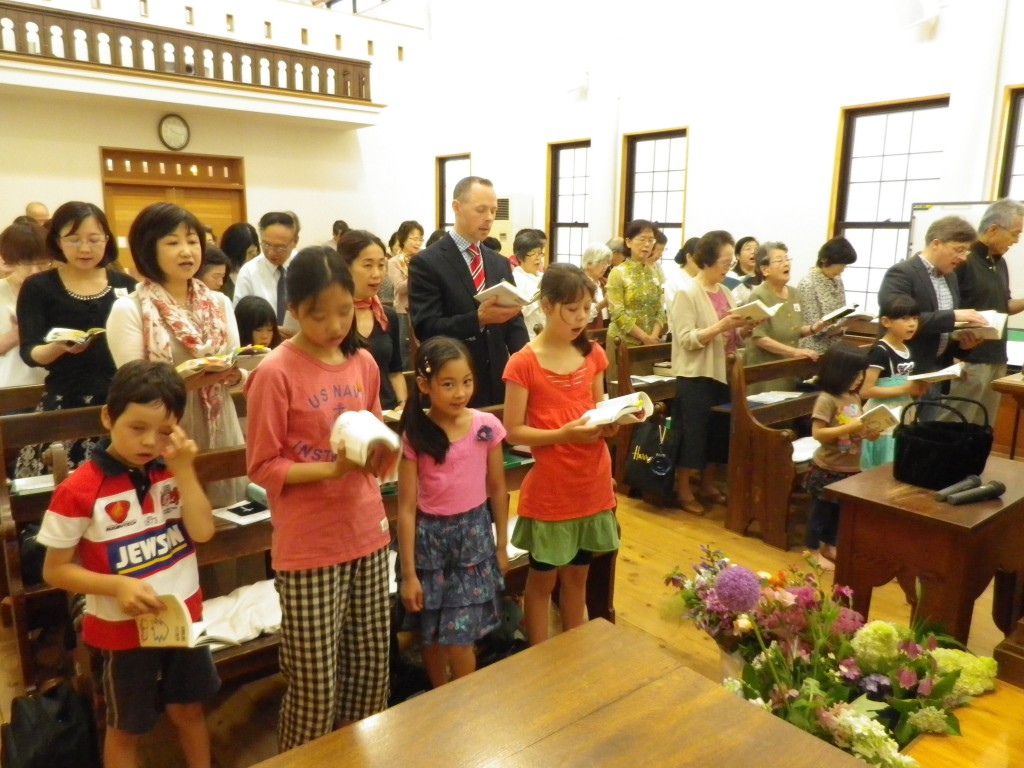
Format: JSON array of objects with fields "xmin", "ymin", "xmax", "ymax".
[{"xmin": 606, "ymin": 259, "xmax": 667, "ymax": 348}]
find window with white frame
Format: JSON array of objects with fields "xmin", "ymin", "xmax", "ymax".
[
  {"xmin": 624, "ymin": 129, "xmax": 687, "ymax": 267},
  {"xmin": 833, "ymin": 98, "xmax": 949, "ymax": 314},
  {"xmin": 549, "ymin": 140, "xmax": 590, "ymax": 266}
]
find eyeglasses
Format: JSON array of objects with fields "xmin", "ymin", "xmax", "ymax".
[
  {"xmin": 406, "ymin": 236, "xmax": 424, "ymax": 244},
  {"xmin": 60, "ymin": 235, "xmax": 108, "ymax": 250},
  {"xmin": 261, "ymin": 241, "xmax": 293, "ymax": 254},
  {"xmin": 630, "ymin": 236, "xmax": 656, "ymax": 245},
  {"xmin": 769, "ymin": 257, "xmax": 792, "ymax": 265},
  {"xmin": 948, "ymin": 244, "xmax": 971, "ymax": 256},
  {"xmin": 718, "ymin": 256, "xmax": 738, "ymax": 270}
]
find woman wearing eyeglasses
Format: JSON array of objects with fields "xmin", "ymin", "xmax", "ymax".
[
  {"xmin": 745, "ymin": 241, "xmax": 822, "ymax": 393},
  {"xmin": 796, "ymin": 237, "xmax": 859, "ymax": 355},
  {"xmin": 605, "ymin": 219, "xmax": 667, "ymax": 390},
  {"xmin": 670, "ymin": 231, "xmax": 756, "ymax": 514},
  {"xmin": 388, "ymin": 219, "xmax": 423, "ymax": 369},
  {"xmin": 15, "ymin": 201, "xmax": 137, "ymax": 474}
]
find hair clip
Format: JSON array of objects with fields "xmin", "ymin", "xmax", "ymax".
[{"xmin": 422, "ymin": 361, "xmax": 432, "ymax": 375}]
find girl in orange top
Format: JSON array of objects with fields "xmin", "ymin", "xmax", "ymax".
[{"xmin": 503, "ymin": 263, "xmax": 619, "ymax": 645}]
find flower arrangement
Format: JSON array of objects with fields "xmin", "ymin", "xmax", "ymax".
[{"xmin": 666, "ymin": 547, "xmax": 998, "ymax": 768}]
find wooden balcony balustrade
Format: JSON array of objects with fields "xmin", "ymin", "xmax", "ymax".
[{"xmin": 0, "ymin": 1, "xmax": 371, "ymax": 102}]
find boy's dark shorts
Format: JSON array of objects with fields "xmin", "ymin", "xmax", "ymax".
[{"xmin": 101, "ymin": 646, "xmax": 221, "ymax": 735}]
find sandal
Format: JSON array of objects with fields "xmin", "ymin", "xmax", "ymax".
[{"xmin": 677, "ymin": 497, "xmax": 706, "ymax": 515}]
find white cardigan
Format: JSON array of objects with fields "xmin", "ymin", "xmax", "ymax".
[{"xmin": 669, "ymin": 279, "xmax": 737, "ymax": 386}]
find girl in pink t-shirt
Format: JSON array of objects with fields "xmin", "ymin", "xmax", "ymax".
[
  {"xmin": 503, "ymin": 263, "xmax": 620, "ymax": 646},
  {"xmin": 397, "ymin": 337, "xmax": 509, "ymax": 687},
  {"xmin": 245, "ymin": 247, "xmax": 398, "ymax": 751}
]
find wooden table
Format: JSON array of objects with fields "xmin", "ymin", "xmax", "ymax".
[
  {"xmin": 253, "ymin": 619, "xmax": 865, "ymax": 768},
  {"xmin": 829, "ymin": 457, "xmax": 1024, "ymax": 644},
  {"xmin": 993, "ymin": 373, "xmax": 1024, "ymax": 459}
]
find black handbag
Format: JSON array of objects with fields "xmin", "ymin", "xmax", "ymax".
[
  {"xmin": 892, "ymin": 396, "xmax": 993, "ymax": 490},
  {"xmin": 624, "ymin": 417, "xmax": 679, "ymax": 502},
  {"xmin": 1, "ymin": 679, "xmax": 100, "ymax": 768}
]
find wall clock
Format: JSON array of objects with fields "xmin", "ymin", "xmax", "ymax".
[{"xmin": 158, "ymin": 113, "xmax": 190, "ymax": 151}]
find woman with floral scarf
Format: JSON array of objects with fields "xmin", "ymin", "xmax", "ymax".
[{"xmin": 107, "ymin": 202, "xmax": 246, "ymax": 507}]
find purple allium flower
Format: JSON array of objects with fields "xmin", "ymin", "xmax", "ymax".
[
  {"xmin": 897, "ymin": 668, "xmax": 918, "ymax": 689},
  {"xmin": 860, "ymin": 673, "xmax": 893, "ymax": 701},
  {"xmin": 714, "ymin": 566, "xmax": 762, "ymax": 613}
]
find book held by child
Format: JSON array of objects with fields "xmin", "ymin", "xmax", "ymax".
[{"xmin": 581, "ymin": 391, "xmax": 655, "ymax": 426}]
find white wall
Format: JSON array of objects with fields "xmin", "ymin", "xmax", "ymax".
[{"xmin": 5, "ymin": 0, "xmax": 1024, "ymax": 282}]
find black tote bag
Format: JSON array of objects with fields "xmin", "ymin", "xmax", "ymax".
[
  {"xmin": 1, "ymin": 679, "xmax": 99, "ymax": 768},
  {"xmin": 892, "ymin": 397, "xmax": 993, "ymax": 490},
  {"xmin": 624, "ymin": 417, "xmax": 679, "ymax": 502}
]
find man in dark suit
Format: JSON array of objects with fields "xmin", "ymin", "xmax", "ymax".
[
  {"xmin": 409, "ymin": 176, "xmax": 529, "ymax": 406},
  {"xmin": 877, "ymin": 215, "xmax": 986, "ymax": 377}
]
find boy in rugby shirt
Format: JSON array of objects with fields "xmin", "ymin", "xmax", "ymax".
[{"xmin": 40, "ymin": 360, "xmax": 218, "ymax": 768}]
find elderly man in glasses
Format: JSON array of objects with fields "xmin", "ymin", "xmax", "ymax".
[{"xmin": 233, "ymin": 211, "xmax": 299, "ymax": 338}]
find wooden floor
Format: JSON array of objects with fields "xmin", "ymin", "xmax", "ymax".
[{"xmin": 0, "ymin": 489, "xmax": 1020, "ymax": 767}]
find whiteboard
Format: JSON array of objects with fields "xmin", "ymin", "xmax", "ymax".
[{"xmin": 909, "ymin": 201, "xmax": 1024, "ymax": 330}]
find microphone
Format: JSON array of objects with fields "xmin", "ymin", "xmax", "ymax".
[
  {"xmin": 947, "ymin": 480, "xmax": 1007, "ymax": 506},
  {"xmin": 934, "ymin": 475, "xmax": 982, "ymax": 502}
]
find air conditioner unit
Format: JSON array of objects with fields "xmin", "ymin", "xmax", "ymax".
[{"xmin": 490, "ymin": 194, "xmax": 533, "ymax": 256}]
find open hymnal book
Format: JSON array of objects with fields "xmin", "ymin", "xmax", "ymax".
[
  {"xmin": 136, "ymin": 595, "xmax": 239, "ymax": 649},
  {"xmin": 952, "ymin": 309, "xmax": 1008, "ymax": 341},
  {"xmin": 44, "ymin": 327, "xmax": 105, "ymax": 344},
  {"xmin": 330, "ymin": 410, "xmax": 401, "ymax": 472},
  {"xmin": 213, "ymin": 499, "xmax": 270, "ymax": 526},
  {"xmin": 175, "ymin": 344, "xmax": 269, "ymax": 379},
  {"xmin": 581, "ymin": 391, "xmax": 655, "ymax": 426},
  {"xmin": 473, "ymin": 281, "xmax": 539, "ymax": 308},
  {"xmin": 859, "ymin": 403, "xmax": 901, "ymax": 434},
  {"xmin": 630, "ymin": 373, "xmax": 675, "ymax": 386},
  {"xmin": 730, "ymin": 300, "xmax": 783, "ymax": 322},
  {"xmin": 906, "ymin": 362, "xmax": 963, "ymax": 384},
  {"xmin": 820, "ymin": 304, "xmax": 875, "ymax": 324},
  {"xmin": 746, "ymin": 390, "xmax": 804, "ymax": 406}
]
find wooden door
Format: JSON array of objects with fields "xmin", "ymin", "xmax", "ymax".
[{"xmin": 101, "ymin": 148, "xmax": 246, "ymax": 273}]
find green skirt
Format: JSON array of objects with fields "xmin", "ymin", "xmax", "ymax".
[{"xmin": 511, "ymin": 509, "xmax": 620, "ymax": 567}]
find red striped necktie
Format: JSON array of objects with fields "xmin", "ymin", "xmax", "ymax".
[{"xmin": 468, "ymin": 243, "xmax": 485, "ymax": 292}]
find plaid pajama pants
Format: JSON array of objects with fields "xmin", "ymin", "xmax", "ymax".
[{"xmin": 275, "ymin": 546, "xmax": 390, "ymax": 751}]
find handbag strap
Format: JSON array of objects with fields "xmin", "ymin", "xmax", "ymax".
[
  {"xmin": 933, "ymin": 395, "xmax": 990, "ymax": 427},
  {"xmin": 900, "ymin": 399, "xmax": 967, "ymax": 427}
]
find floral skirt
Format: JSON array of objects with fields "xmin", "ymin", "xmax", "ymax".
[
  {"xmin": 396, "ymin": 503, "xmax": 503, "ymax": 646},
  {"xmin": 14, "ymin": 390, "xmax": 105, "ymax": 479},
  {"xmin": 510, "ymin": 509, "xmax": 620, "ymax": 567}
]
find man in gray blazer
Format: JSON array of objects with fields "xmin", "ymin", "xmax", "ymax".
[
  {"xmin": 877, "ymin": 215, "xmax": 986, "ymax": 379},
  {"xmin": 409, "ymin": 176, "xmax": 529, "ymax": 407}
]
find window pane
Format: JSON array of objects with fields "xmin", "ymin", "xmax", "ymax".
[
  {"xmin": 883, "ymin": 111, "xmax": 913, "ymax": 155},
  {"xmin": 906, "ymin": 151, "xmax": 942, "ymax": 180},
  {"xmin": 633, "ymin": 192, "xmax": 653, "ymax": 219},
  {"xmin": 635, "ymin": 140, "xmax": 655, "ymax": 173},
  {"xmin": 559, "ymin": 148, "xmax": 574, "ymax": 177},
  {"xmin": 850, "ymin": 156, "xmax": 882, "ymax": 183},
  {"xmin": 852, "ymin": 113, "xmax": 887, "ymax": 157},
  {"xmin": 651, "ymin": 191, "xmax": 667, "ymax": 221},
  {"xmin": 653, "ymin": 139, "xmax": 671, "ymax": 171},
  {"xmin": 877, "ymin": 180, "xmax": 906, "ymax": 222},
  {"xmin": 845, "ymin": 182, "xmax": 881, "ymax": 222},
  {"xmin": 572, "ymin": 195, "xmax": 587, "ymax": 222},
  {"xmin": 635, "ymin": 172, "xmax": 654, "ymax": 193},
  {"xmin": 880, "ymin": 153, "xmax": 909, "ymax": 182},
  {"xmin": 903, "ymin": 179, "xmax": 941, "ymax": 220},
  {"xmin": 910, "ymin": 107, "xmax": 946, "ymax": 153},
  {"xmin": 669, "ymin": 137, "xmax": 687, "ymax": 169}
]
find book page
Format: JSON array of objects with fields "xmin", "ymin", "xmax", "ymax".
[{"xmin": 136, "ymin": 595, "xmax": 194, "ymax": 648}]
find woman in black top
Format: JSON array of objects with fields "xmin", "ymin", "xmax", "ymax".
[
  {"xmin": 16, "ymin": 201, "xmax": 136, "ymax": 474},
  {"xmin": 336, "ymin": 229, "xmax": 407, "ymax": 413}
]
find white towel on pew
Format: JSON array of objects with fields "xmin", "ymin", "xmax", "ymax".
[{"xmin": 199, "ymin": 579, "xmax": 282, "ymax": 646}]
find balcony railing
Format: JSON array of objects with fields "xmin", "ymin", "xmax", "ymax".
[{"xmin": 0, "ymin": 1, "xmax": 372, "ymax": 102}]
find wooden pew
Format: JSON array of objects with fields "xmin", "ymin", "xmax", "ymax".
[
  {"xmin": 0, "ymin": 384, "xmax": 45, "ymax": 415},
  {"xmin": 0, "ymin": 391, "xmax": 250, "ymax": 686},
  {"xmin": 611, "ymin": 339, "xmax": 674, "ymax": 493},
  {"xmin": 724, "ymin": 354, "xmax": 820, "ymax": 550}
]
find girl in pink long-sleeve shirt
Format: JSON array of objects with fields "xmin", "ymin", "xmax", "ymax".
[{"xmin": 245, "ymin": 246, "xmax": 397, "ymax": 752}]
